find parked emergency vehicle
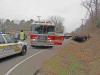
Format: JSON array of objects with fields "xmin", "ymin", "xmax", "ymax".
[
  {"xmin": 69, "ymin": 32, "xmax": 74, "ymax": 37},
  {"xmin": 30, "ymin": 22, "xmax": 64, "ymax": 48},
  {"xmin": 0, "ymin": 33, "xmax": 28, "ymax": 58}
]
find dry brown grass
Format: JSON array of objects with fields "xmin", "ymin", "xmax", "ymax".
[{"xmin": 37, "ymin": 27, "xmax": 100, "ymax": 75}]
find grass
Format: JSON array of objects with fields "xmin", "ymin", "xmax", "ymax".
[
  {"xmin": 38, "ymin": 28, "xmax": 100, "ymax": 75},
  {"xmin": 40, "ymin": 43, "xmax": 84, "ymax": 75},
  {"xmin": 88, "ymin": 58, "xmax": 100, "ymax": 75}
]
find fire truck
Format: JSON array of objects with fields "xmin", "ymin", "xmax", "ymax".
[{"xmin": 30, "ymin": 22, "xmax": 64, "ymax": 48}]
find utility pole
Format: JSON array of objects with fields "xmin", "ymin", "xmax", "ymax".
[
  {"xmin": 37, "ymin": 16, "xmax": 41, "ymax": 22},
  {"xmin": 2, "ymin": 19, "xmax": 5, "ymax": 34},
  {"xmin": 2, "ymin": 19, "xmax": 3, "ymax": 33},
  {"xmin": 4, "ymin": 22, "xmax": 5, "ymax": 34},
  {"xmin": 81, "ymin": 19, "xmax": 85, "ymax": 34}
]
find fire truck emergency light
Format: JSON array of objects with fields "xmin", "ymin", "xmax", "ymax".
[
  {"xmin": 44, "ymin": 22, "xmax": 47, "ymax": 23},
  {"xmin": 0, "ymin": 32, "xmax": 2, "ymax": 34},
  {"xmin": 50, "ymin": 22, "xmax": 52, "ymax": 24}
]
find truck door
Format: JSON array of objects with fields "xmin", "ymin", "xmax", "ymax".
[
  {"xmin": 0, "ymin": 35, "xmax": 9, "ymax": 58},
  {"xmin": 54, "ymin": 26, "xmax": 64, "ymax": 45}
]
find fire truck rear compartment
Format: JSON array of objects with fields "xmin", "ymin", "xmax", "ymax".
[
  {"xmin": 31, "ymin": 35, "xmax": 54, "ymax": 46},
  {"xmin": 31, "ymin": 42, "xmax": 54, "ymax": 46}
]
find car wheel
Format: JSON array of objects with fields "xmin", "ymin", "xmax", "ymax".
[{"xmin": 20, "ymin": 46, "xmax": 27, "ymax": 55}]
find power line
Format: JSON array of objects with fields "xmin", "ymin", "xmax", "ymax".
[
  {"xmin": 0, "ymin": 6, "xmax": 31, "ymax": 20},
  {"xmin": 0, "ymin": 0, "xmax": 37, "ymax": 15},
  {"xmin": 0, "ymin": 0, "xmax": 37, "ymax": 19}
]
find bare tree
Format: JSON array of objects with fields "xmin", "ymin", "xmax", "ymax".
[
  {"xmin": 47, "ymin": 16, "xmax": 65, "ymax": 26},
  {"xmin": 82, "ymin": 0, "xmax": 100, "ymax": 28},
  {"xmin": 13, "ymin": 19, "xmax": 20, "ymax": 24},
  {"xmin": 98, "ymin": 2, "xmax": 100, "ymax": 19},
  {"xmin": 30, "ymin": 19, "xmax": 34, "ymax": 24},
  {"xmin": 82, "ymin": 0, "xmax": 100, "ymax": 22}
]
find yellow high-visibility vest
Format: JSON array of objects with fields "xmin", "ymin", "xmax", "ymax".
[{"xmin": 20, "ymin": 32, "xmax": 24, "ymax": 40}]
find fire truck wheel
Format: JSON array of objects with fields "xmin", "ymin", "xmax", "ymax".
[
  {"xmin": 31, "ymin": 45, "xmax": 35, "ymax": 47},
  {"xmin": 20, "ymin": 46, "xmax": 27, "ymax": 56},
  {"xmin": 49, "ymin": 46, "xmax": 53, "ymax": 48}
]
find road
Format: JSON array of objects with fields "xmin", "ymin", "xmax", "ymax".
[{"xmin": 0, "ymin": 39, "xmax": 71, "ymax": 75}]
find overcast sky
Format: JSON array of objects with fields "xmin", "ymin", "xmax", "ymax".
[{"xmin": 0, "ymin": 0, "xmax": 87, "ymax": 33}]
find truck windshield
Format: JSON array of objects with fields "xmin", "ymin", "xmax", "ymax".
[
  {"xmin": 56, "ymin": 26, "xmax": 64, "ymax": 33},
  {"xmin": 31, "ymin": 25, "xmax": 55, "ymax": 35}
]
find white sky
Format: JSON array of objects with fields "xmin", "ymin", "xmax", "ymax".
[{"xmin": 0, "ymin": 0, "xmax": 87, "ymax": 33}]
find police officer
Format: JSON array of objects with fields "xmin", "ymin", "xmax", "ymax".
[{"xmin": 18, "ymin": 30, "xmax": 25, "ymax": 42}]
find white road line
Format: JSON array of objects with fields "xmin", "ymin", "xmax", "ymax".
[
  {"xmin": 5, "ymin": 50, "xmax": 45, "ymax": 75},
  {"xmin": 5, "ymin": 39, "xmax": 69, "ymax": 75}
]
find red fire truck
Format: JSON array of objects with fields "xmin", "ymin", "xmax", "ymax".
[{"xmin": 30, "ymin": 22, "xmax": 64, "ymax": 48}]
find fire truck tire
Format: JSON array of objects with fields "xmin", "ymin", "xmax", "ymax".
[
  {"xmin": 20, "ymin": 46, "xmax": 27, "ymax": 56},
  {"xmin": 49, "ymin": 46, "xmax": 53, "ymax": 48},
  {"xmin": 31, "ymin": 45, "xmax": 35, "ymax": 47}
]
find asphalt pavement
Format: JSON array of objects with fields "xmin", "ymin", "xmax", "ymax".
[{"xmin": 0, "ymin": 39, "xmax": 71, "ymax": 75}]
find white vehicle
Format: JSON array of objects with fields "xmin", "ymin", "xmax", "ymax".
[{"xmin": 0, "ymin": 33, "xmax": 28, "ymax": 59}]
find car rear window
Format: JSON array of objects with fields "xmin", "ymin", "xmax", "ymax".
[{"xmin": 3, "ymin": 35, "xmax": 15, "ymax": 43}]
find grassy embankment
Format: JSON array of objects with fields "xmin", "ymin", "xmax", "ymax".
[{"xmin": 38, "ymin": 27, "xmax": 100, "ymax": 75}]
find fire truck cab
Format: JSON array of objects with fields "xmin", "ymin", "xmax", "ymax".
[{"xmin": 30, "ymin": 22, "xmax": 64, "ymax": 48}]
